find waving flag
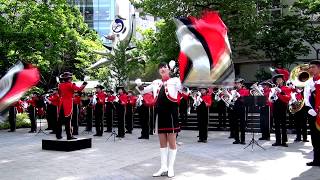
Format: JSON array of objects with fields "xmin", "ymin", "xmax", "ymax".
[
  {"xmin": 0, "ymin": 62, "xmax": 40, "ymax": 116},
  {"xmin": 175, "ymin": 11, "xmax": 234, "ymax": 87}
]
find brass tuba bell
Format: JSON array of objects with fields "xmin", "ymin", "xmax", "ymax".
[
  {"xmin": 288, "ymin": 64, "xmax": 311, "ymax": 113},
  {"xmin": 289, "ymin": 64, "xmax": 311, "ymax": 88}
]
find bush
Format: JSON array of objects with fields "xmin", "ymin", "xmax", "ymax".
[{"xmin": 0, "ymin": 113, "xmax": 31, "ymax": 130}]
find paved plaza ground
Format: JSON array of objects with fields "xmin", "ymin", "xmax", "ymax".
[{"xmin": 0, "ymin": 127, "xmax": 320, "ymax": 180}]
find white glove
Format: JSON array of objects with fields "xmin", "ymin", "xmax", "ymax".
[
  {"xmin": 308, "ymin": 109, "xmax": 317, "ymax": 117},
  {"xmin": 135, "ymin": 79, "xmax": 143, "ymax": 87}
]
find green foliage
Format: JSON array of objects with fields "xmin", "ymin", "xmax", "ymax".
[
  {"xmin": 0, "ymin": 113, "xmax": 30, "ymax": 130},
  {"xmin": 253, "ymin": 15, "xmax": 310, "ymax": 66},
  {"xmin": 0, "ymin": 0, "xmax": 104, "ymax": 90},
  {"xmin": 105, "ymin": 41, "xmax": 144, "ymax": 87},
  {"xmin": 255, "ymin": 68, "xmax": 272, "ymax": 82}
]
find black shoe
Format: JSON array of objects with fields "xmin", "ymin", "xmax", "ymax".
[
  {"xmin": 303, "ymin": 139, "xmax": 309, "ymax": 142},
  {"xmin": 272, "ymin": 143, "xmax": 281, "ymax": 146},
  {"xmin": 198, "ymin": 139, "xmax": 204, "ymax": 143},
  {"xmin": 138, "ymin": 136, "xmax": 149, "ymax": 139},
  {"xmin": 306, "ymin": 161, "xmax": 320, "ymax": 166},
  {"xmin": 28, "ymin": 130, "xmax": 36, "ymax": 133},
  {"xmin": 281, "ymin": 143, "xmax": 288, "ymax": 147},
  {"xmin": 149, "ymin": 132, "xmax": 154, "ymax": 135},
  {"xmin": 294, "ymin": 139, "xmax": 301, "ymax": 142},
  {"xmin": 8, "ymin": 130, "xmax": 15, "ymax": 132},
  {"xmin": 125, "ymin": 131, "xmax": 132, "ymax": 134},
  {"xmin": 73, "ymin": 132, "xmax": 79, "ymax": 135},
  {"xmin": 116, "ymin": 135, "xmax": 125, "ymax": 138},
  {"xmin": 56, "ymin": 136, "xmax": 63, "ymax": 140},
  {"xmin": 105, "ymin": 130, "xmax": 112, "ymax": 132},
  {"xmin": 240, "ymin": 141, "xmax": 246, "ymax": 145},
  {"xmin": 67, "ymin": 136, "xmax": 77, "ymax": 140},
  {"xmin": 45, "ymin": 128, "xmax": 51, "ymax": 130},
  {"xmin": 49, "ymin": 131, "xmax": 56, "ymax": 134},
  {"xmin": 93, "ymin": 134, "xmax": 100, "ymax": 136},
  {"xmin": 233, "ymin": 141, "xmax": 240, "ymax": 144}
]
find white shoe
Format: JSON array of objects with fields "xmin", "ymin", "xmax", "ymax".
[
  {"xmin": 168, "ymin": 148, "xmax": 177, "ymax": 178},
  {"xmin": 153, "ymin": 147, "xmax": 168, "ymax": 177}
]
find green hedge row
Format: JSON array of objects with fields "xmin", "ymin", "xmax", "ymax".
[{"xmin": 0, "ymin": 113, "xmax": 31, "ymax": 130}]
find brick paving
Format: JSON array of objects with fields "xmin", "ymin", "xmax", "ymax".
[{"xmin": 0, "ymin": 127, "xmax": 319, "ymax": 180}]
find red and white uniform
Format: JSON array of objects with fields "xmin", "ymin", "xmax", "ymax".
[{"xmin": 58, "ymin": 82, "xmax": 86, "ymax": 117}]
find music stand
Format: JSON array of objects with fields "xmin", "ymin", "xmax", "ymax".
[
  {"xmin": 106, "ymin": 108, "xmax": 118, "ymax": 142},
  {"xmin": 35, "ymin": 118, "xmax": 48, "ymax": 135},
  {"xmin": 243, "ymin": 96, "xmax": 265, "ymax": 151}
]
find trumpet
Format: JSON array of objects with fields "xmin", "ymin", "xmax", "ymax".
[
  {"xmin": 130, "ymin": 79, "xmax": 152, "ymax": 86},
  {"xmin": 250, "ymin": 83, "xmax": 264, "ymax": 96}
]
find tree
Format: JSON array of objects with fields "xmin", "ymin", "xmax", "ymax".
[
  {"xmin": 0, "ymin": 0, "xmax": 104, "ymax": 90},
  {"xmin": 253, "ymin": 15, "xmax": 310, "ymax": 67},
  {"xmin": 132, "ymin": 0, "xmax": 272, "ymax": 54},
  {"xmin": 293, "ymin": 0, "xmax": 320, "ymax": 60},
  {"xmin": 105, "ymin": 41, "xmax": 143, "ymax": 87}
]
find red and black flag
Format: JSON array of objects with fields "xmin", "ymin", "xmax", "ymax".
[
  {"xmin": 175, "ymin": 11, "xmax": 234, "ymax": 87},
  {"xmin": 0, "ymin": 62, "xmax": 40, "ymax": 118}
]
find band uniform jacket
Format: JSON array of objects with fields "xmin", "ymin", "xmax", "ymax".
[
  {"xmin": 138, "ymin": 77, "xmax": 183, "ymax": 102},
  {"xmin": 58, "ymin": 82, "xmax": 85, "ymax": 117},
  {"xmin": 277, "ymin": 86, "xmax": 291, "ymax": 104},
  {"xmin": 48, "ymin": 93, "xmax": 60, "ymax": 107}
]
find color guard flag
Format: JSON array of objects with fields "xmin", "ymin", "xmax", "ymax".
[
  {"xmin": 0, "ymin": 62, "xmax": 40, "ymax": 115},
  {"xmin": 175, "ymin": 11, "xmax": 234, "ymax": 87}
]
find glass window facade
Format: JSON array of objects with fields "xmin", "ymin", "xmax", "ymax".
[{"xmin": 68, "ymin": 0, "xmax": 115, "ymax": 44}]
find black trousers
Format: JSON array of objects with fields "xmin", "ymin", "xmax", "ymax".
[
  {"xmin": 95, "ymin": 104, "xmax": 104, "ymax": 135},
  {"xmin": 309, "ymin": 115, "xmax": 320, "ymax": 163},
  {"xmin": 197, "ymin": 102, "xmax": 208, "ymax": 141},
  {"xmin": 125, "ymin": 105, "xmax": 133, "ymax": 133},
  {"xmin": 217, "ymin": 100, "xmax": 226, "ymax": 129},
  {"xmin": 56, "ymin": 109, "xmax": 72, "ymax": 139},
  {"xmin": 105, "ymin": 103, "xmax": 114, "ymax": 132},
  {"xmin": 259, "ymin": 106, "xmax": 270, "ymax": 139},
  {"xmin": 233, "ymin": 103, "xmax": 246, "ymax": 143},
  {"xmin": 228, "ymin": 108, "xmax": 235, "ymax": 138},
  {"xmin": 273, "ymin": 100, "xmax": 288, "ymax": 144},
  {"xmin": 179, "ymin": 99, "xmax": 188, "ymax": 126},
  {"xmin": 71, "ymin": 104, "xmax": 79, "ymax": 134},
  {"xmin": 8, "ymin": 106, "xmax": 16, "ymax": 131},
  {"xmin": 86, "ymin": 106, "xmax": 93, "ymax": 131},
  {"xmin": 28, "ymin": 106, "xmax": 36, "ymax": 132},
  {"xmin": 138, "ymin": 105, "xmax": 149, "ymax": 138},
  {"xmin": 294, "ymin": 107, "xmax": 308, "ymax": 141},
  {"xmin": 116, "ymin": 103, "xmax": 125, "ymax": 137}
]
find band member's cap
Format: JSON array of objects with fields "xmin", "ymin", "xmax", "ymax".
[
  {"xmin": 309, "ymin": 60, "xmax": 320, "ymax": 66},
  {"xmin": 235, "ymin": 78, "xmax": 245, "ymax": 83},
  {"xmin": 272, "ymin": 74, "xmax": 284, "ymax": 83},
  {"xmin": 95, "ymin": 85, "xmax": 104, "ymax": 89},
  {"xmin": 59, "ymin": 72, "xmax": 73, "ymax": 79}
]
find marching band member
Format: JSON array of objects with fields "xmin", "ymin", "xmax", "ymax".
[
  {"xmin": 125, "ymin": 90, "xmax": 137, "ymax": 134},
  {"xmin": 94, "ymin": 85, "xmax": 107, "ymax": 136},
  {"xmin": 258, "ymin": 81, "xmax": 272, "ymax": 141},
  {"xmin": 304, "ymin": 60, "xmax": 320, "ymax": 166},
  {"xmin": 196, "ymin": 87, "xmax": 212, "ymax": 143},
  {"xmin": 105, "ymin": 90, "xmax": 116, "ymax": 132},
  {"xmin": 27, "ymin": 93, "xmax": 39, "ymax": 133},
  {"xmin": 56, "ymin": 72, "xmax": 87, "ymax": 140},
  {"xmin": 8, "ymin": 103, "xmax": 17, "ymax": 132},
  {"xmin": 232, "ymin": 78, "xmax": 249, "ymax": 145},
  {"xmin": 178, "ymin": 89, "xmax": 190, "ymax": 127},
  {"xmin": 83, "ymin": 93, "xmax": 94, "ymax": 132},
  {"xmin": 72, "ymin": 91, "xmax": 82, "ymax": 135},
  {"xmin": 47, "ymin": 88, "xmax": 59, "ymax": 134},
  {"xmin": 290, "ymin": 87, "xmax": 308, "ymax": 142},
  {"xmin": 214, "ymin": 88, "xmax": 227, "ymax": 130},
  {"xmin": 138, "ymin": 92, "xmax": 155, "ymax": 139},
  {"xmin": 136, "ymin": 62, "xmax": 187, "ymax": 178},
  {"xmin": 269, "ymin": 74, "xmax": 291, "ymax": 147},
  {"xmin": 116, "ymin": 86, "xmax": 127, "ymax": 138}
]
